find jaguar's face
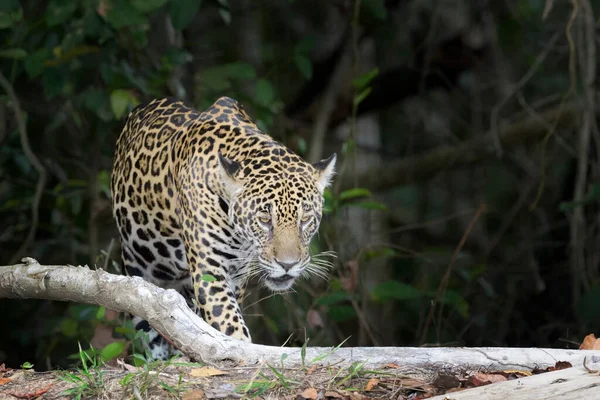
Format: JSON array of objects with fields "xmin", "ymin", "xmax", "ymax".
[
  {"xmin": 244, "ymin": 181, "xmax": 324, "ymax": 291},
  {"xmin": 219, "ymin": 151, "xmax": 336, "ymax": 291}
]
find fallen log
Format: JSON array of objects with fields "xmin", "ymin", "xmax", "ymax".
[
  {"xmin": 1, "ymin": 258, "xmax": 598, "ymax": 371},
  {"xmin": 430, "ymin": 358, "xmax": 600, "ymax": 400}
]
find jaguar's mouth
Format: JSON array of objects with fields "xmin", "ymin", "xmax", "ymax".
[{"xmin": 265, "ymin": 274, "xmax": 295, "ymax": 291}]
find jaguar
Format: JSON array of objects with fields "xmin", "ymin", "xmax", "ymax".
[{"xmin": 111, "ymin": 96, "xmax": 336, "ymax": 359}]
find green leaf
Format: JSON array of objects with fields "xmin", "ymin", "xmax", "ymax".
[
  {"xmin": 339, "ymin": 188, "xmax": 371, "ymax": 201},
  {"xmin": 327, "ymin": 305, "xmax": 356, "ymax": 323},
  {"xmin": 132, "ymin": 0, "xmax": 168, "ymax": 13},
  {"xmin": 60, "ymin": 318, "xmax": 79, "ymax": 338},
  {"xmin": 201, "ymin": 273, "xmax": 217, "ymax": 282},
  {"xmin": 46, "ymin": 0, "xmax": 77, "ymax": 27},
  {"xmin": 294, "ymin": 53, "xmax": 312, "ymax": 80},
  {"xmin": 439, "ymin": 290, "xmax": 469, "ymax": 318},
  {"xmin": 169, "ymin": 0, "xmax": 201, "ymax": 29},
  {"xmin": 96, "ymin": 306, "xmax": 106, "ymax": 320},
  {"xmin": 226, "ymin": 62, "xmax": 256, "ymax": 80},
  {"xmin": 371, "ymin": 281, "xmax": 422, "ymax": 302},
  {"xmin": 159, "ymin": 382, "xmax": 178, "ymax": 394},
  {"xmin": 560, "ymin": 183, "xmax": 600, "ymax": 211},
  {"xmin": 0, "ymin": 48, "xmax": 26, "ymax": 59},
  {"xmin": 353, "ymin": 87, "xmax": 372, "ymax": 107},
  {"xmin": 20, "ymin": 361, "xmax": 34, "ymax": 369},
  {"xmin": 120, "ymin": 61, "xmax": 150, "ymax": 94},
  {"xmin": 352, "ymin": 68, "xmax": 379, "ymax": 90},
  {"xmin": 98, "ymin": 170, "xmax": 112, "ymax": 198},
  {"xmin": 255, "ymin": 78, "xmax": 275, "ymax": 106},
  {"xmin": 0, "ymin": 7, "xmax": 22, "ymax": 29},
  {"xmin": 24, "ymin": 48, "xmax": 48, "ymax": 78},
  {"xmin": 105, "ymin": 0, "xmax": 146, "ymax": 29},
  {"xmin": 301, "ymin": 339, "xmax": 308, "ymax": 368},
  {"xmin": 83, "ymin": 5, "xmax": 110, "ymax": 38},
  {"xmin": 110, "ymin": 89, "xmax": 139, "ymax": 119},
  {"xmin": 83, "ymin": 88, "xmax": 112, "ymax": 121},
  {"xmin": 314, "ymin": 291, "xmax": 350, "ymax": 306},
  {"xmin": 133, "ymin": 353, "xmax": 147, "ymax": 364},
  {"xmin": 134, "ymin": 329, "xmax": 147, "ymax": 341},
  {"xmin": 120, "ymin": 373, "xmax": 135, "ymax": 386},
  {"xmin": 297, "ymin": 137, "xmax": 307, "ymax": 154},
  {"xmin": 100, "ymin": 341, "xmax": 127, "ymax": 361},
  {"xmin": 341, "ymin": 138, "xmax": 356, "ymax": 154},
  {"xmin": 114, "ymin": 326, "xmax": 137, "ymax": 336}
]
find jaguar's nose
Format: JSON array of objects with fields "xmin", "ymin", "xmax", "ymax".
[{"xmin": 274, "ymin": 257, "xmax": 301, "ymax": 271}]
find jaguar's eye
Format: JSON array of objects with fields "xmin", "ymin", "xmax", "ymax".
[
  {"xmin": 258, "ymin": 215, "xmax": 271, "ymax": 225},
  {"xmin": 301, "ymin": 215, "xmax": 313, "ymax": 225}
]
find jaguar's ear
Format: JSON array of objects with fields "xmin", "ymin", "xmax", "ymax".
[
  {"xmin": 312, "ymin": 153, "xmax": 337, "ymax": 193},
  {"xmin": 218, "ymin": 152, "xmax": 243, "ymax": 199}
]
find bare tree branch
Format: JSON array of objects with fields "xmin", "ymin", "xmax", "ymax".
[
  {"xmin": 1, "ymin": 257, "xmax": 598, "ymax": 371},
  {"xmin": 342, "ymin": 104, "xmax": 578, "ymax": 191}
]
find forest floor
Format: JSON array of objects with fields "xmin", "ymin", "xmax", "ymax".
[{"xmin": 0, "ymin": 356, "xmax": 576, "ymax": 400}]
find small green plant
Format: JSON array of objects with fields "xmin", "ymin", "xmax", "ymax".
[
  {"xmin": 266, "ymin": 363, "xmax": 300, "ymax": 389},
  {"xmin": 59, "ymin": 342, "xmax": 106, "ymax": 400},
  {"xmin": 118, "ymin": 338, "xmax": 192, "ymax": 398},
  {"xmin": 237, "ymin": 378, "xmax": 278, "ymax": 398},
  {"xmin": 236, "ymin": 353, "xmax": 300, "ymax": 398},
  {"xmin": 333, "ymin": 360, "xmax": 367, "ymax": 389},
  {"xmin": 20, "ymin": 361, "xmax": 34, "ymax": 369},
  {"xmin": 157, "ymin": 372, "xmax": 184, "ymax": 398},
  {"xmin": 300, "ymin": 339, "xmax": 308, "ymax": 370}
]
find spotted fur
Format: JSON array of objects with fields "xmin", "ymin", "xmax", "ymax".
[{"xmin": 111, "ymin": 97, "xmax": 336, "ymax": 359}]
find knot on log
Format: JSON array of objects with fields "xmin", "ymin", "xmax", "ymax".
[
  {"xmin": 162, "ymin": 289, "xmax": 182, "ymax": 306},
  {"xmin": 21, "ymin": 257, "xmax": 39, "ymax": 265}
]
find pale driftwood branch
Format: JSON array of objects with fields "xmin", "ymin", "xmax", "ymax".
[
  {"xmin": 1, "ymin": 258, "xmax": 599, "ymax": 371},
  {"xmin": 344, "ymin": 104, "xmax": 578, "ymax": 191},
  {"xmin": 430, "ymin": 359, "xmax": 600, "ymax": 400}
]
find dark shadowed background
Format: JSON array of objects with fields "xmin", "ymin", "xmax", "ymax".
[{"xmin": 1, "ymin": 0, "xmax": 599, "ymax": 370}]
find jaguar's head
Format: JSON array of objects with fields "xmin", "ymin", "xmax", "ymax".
[{"xmin": 218, "ymin": 149, "xmax": 336, "ymax": 291}]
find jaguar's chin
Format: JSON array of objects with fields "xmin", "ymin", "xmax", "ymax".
[{"xmin": 264, "ymin": 274, "xmax": 296, "ymax": 292}]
